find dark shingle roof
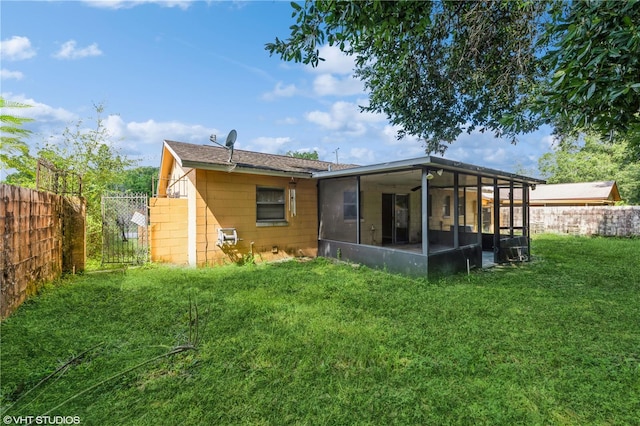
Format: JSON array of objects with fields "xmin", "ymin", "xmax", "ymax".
[{"xmin": 164, "ymin": 140, "xmax": 357, "ymax": 175}]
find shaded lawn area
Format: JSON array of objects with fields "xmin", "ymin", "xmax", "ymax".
[{"xmin": 1, "ymin": 235, "xmax": 639, "ymax": 425}]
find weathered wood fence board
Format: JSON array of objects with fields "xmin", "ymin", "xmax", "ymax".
[{"xmin": 1, "ymin": 184, "xmax": 86, "ymax": 318}]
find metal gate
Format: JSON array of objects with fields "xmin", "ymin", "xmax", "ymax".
[{"xmin": 101, "ymin": 193, "xmax": 149, "ymax": 264}]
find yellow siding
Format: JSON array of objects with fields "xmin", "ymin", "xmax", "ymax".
[
  {"xmin": 360, "ymin": 188, "xmax": 381, "ymax": 245},
  {"xmin": 428, "ymin": 188, "xmax": 480, "ymax": 232},
  {"xmin": 149, "ymin": 197, "xmax": 189, "ymax": 264},
  {"xmin": 193, "ymin": 170, "xmax": 318, "ymax": 266},
  {"xmin": 359, "ymin": 184, "xmax": 422, "ymax": 245}
]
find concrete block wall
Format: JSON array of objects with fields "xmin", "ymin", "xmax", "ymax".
[
  {"xmin": 503, "ymin": 206, "xmax": 640, "ymax": 237},
  {"xmin": 194, "ymin": 170, "xmax": 319, "ymax": 266},
  {"xmin": 149, "ymin": 197, "xmax": 189, "ymax": 264}
]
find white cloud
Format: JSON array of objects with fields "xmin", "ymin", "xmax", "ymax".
[
  {"xmin": 82, "ymin": 0, "xmax": 192, "ymax": 9},
  {"xmin": 0, "ymin": 36, "xmax": 36, "ymax": 61},
  {"xmin": 305, "ymin": 110, "xmax": 336, "ymax": 130},
  {"xmin": 1, "ymin": 93, "xmax": 77, "ymax": 123},
  {"xmin": 1, "ymin": 69, "xmax": 24, "ymax": 80},
  {"xmin": 276, "ymin": 117, "xmax": 297, "ymax": 125},
  {"xmin": 295, "ymin": 45, "xmax": 364, "ymax": 98},
  {"xmin": 313, "ymin": 74, "xmax": 364, "ymax": 97},
  {"xmin": 0, "ymin": 94, "xmax": 226, "ymax": 165},
  {"xmin": 265, "ymin": 45, "xmax": 362, "ymax": 102},
  {"xmin": 262, "ymin": 82, "xmax": 297, "ymax": 101},
  {"xmin": 541, "ymin": 134, "xmax": 557, "ymax": 149},
  {"xmin": 305, "ymin": 101, "xmax": 385, "ymax": 136},
  {"xmin": 485, "ymin": 147, "xmax": 508, "ymax": 164},
  {"xmin": 53, "ymin": 40, "xmax": 103, "ymax": 60},
  {"xmin": 245, "ymin": 136, "xmax": 292, "ymax": 154},
  {"xmin": 0, "ymin": 94, "xmax": 78, "ymax": 154},
  {"xmin": 347, "ymin": 147, "xmax": 376, "ymax": 164},
  {"xmin": 381, "ymin": 124, "xmax": 405, "ymax": 146},
  {"xmin": 312, "ymin": 44, "xmax": 356, "ymax": 75},
  {"xmin": 104, "ymin": 116, "xmax": 217, "ymax": 147},
  {"xmin": 437, "ymin": 126, "xmax": 555, "ymax": 173}
]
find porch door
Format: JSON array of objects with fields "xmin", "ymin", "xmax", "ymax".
[
  {"xmin": 395, "ymin": 194, "xmax": 409, "ymax": 242},
  {"xmin": 382, "ymin": 193, "xmax": 409, "ymax": 244},
  {"xmin": 382, "ymin": 194, "xmax": 393, "ymax": 244}
]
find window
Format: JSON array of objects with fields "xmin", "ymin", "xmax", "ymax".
[
  {"xmin": 458, "ymin": 192, "xmax": 466, "ymax": 216},
  {"xmin": 443, "ymin": 195, "xmax": 451, "ymax": 216},
  {"xmin": 343, "ymin": 191, "xmax": 358, "ymax": 220},
  {"xmin": 256, "ymin": 187, "xmax": 285, "ymax": 221}
]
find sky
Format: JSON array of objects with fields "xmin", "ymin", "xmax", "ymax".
[{"xmin": 1, "ymin": 0, "xmax": 554, "ymax": 175}]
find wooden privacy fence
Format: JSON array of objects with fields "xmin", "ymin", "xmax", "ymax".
[{"xmin": 1, "ymin": 184, "xmax": 86, "ymax": 319}]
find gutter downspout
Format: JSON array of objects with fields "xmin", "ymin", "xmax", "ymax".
[{"xmin": 187, "ymin": 172, "xmax": 197, "ymax": 266}]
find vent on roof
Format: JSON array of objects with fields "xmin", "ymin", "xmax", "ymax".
[{"xmin": 209, "ymin": 129, "xmax": 237, "ymax": 162}]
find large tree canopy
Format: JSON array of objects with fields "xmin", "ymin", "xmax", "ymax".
[
  {"xmin": 540, "ymin": 0, "xmax": 640, "ymax": 144},
  {"xmin": 266, "ymin": 0, "xmax": 640, "ymax": 154},
  {"xmin": 267, "ymin": 0, "xmax": 549, "ymax": 154}
]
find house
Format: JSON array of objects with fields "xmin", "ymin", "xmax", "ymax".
[
  {"xmin": 528, "ymin": 181, "xmax": 625, "ymax": 235},
  {"xmin": 150, "ymin": 140, "xmax": 544, "ymax": 277},
  {"xmin": 501, "ymin": 181, "xmax": 621, "ymax": 207},
  {"xmin": 497, "ymin": 180, "xmax": 625, "ymax": 235},
  {"xmin": 529, "ymin": 181, "xmax": 621, "ymax": 206}
]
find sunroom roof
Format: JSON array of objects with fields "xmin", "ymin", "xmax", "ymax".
[{"xmin": 312, "ymin": 155, "xmax": 545, "ymax": 185}]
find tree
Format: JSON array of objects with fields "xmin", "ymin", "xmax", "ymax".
[
  {"xmin": 120, "ymin": 166, "xmax": 158, "ymax": 198},
  {"xmin": 540, "ymin": 0, "xmax": 640, "ymax": 144},
  {"xmin": 0, "ymin": 97, "xmax": 33, "ymax": 174},
  {"xmin": 267, "ymin": 1, "xmax": 550, "ymax": 154},
  {"xmin": 538, "ymin": 134, "xmax": 640, "ymax": 204},
  {"xmin": 36, "ymin": 104, "xmax": 135, "ymax": 206},
  {"xmin": 286, "ymin": 150, "xmax": 319, "ymax": 160},
  {"xmin": 266, "ymin": 1, "xmax": 640, "ymax": 153},
  {"xmin": 7, "ymin": 103, "xmax": 137, "ymax": 257}
]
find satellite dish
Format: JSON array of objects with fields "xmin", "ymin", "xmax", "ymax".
[
  {"xmin": 209, "ymin": 129, "xmax": 237, "ymax": 162},
  {"xmin": 225, "ymin": 129, "xmax": 237, "ymax": 162},
  {"xmin": 225, "ymin": 129, "xmax": 237, "ymax": 148}
]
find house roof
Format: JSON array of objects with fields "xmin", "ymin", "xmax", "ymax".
[
  {"xmin": 529, "ymin": 181, "xmax": 621, "ymax": 205},
  {"xmin": 161, "ymin": 140, "xmax": 544, "ymax": 185},
  {"xmin": 163, "ymin": 140, "xmax": 358, "ymax": 177}
]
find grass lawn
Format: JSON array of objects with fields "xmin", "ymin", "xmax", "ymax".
[{"xmin": 1, "ymin": 235, "xmax": 639, "ymax": 425}]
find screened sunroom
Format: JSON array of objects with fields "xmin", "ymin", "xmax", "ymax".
[{"xmin": 313, "ymin": 157, "xmax": 545, "ymax": 277}]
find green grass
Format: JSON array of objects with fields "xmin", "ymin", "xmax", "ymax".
[{"xmin": 1, "ymin": 235, "xmax": 639, "ymax": 425}]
